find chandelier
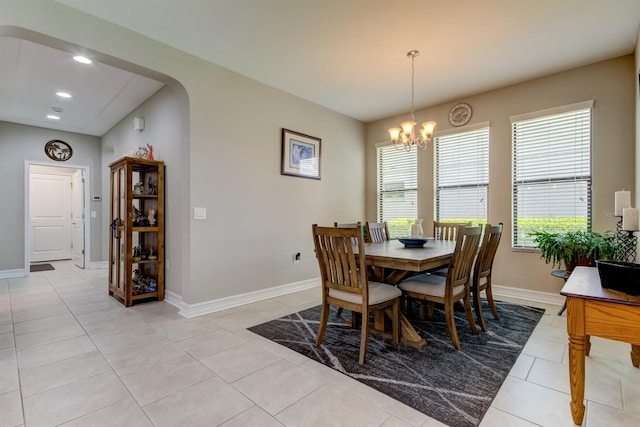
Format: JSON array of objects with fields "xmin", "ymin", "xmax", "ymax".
[{"xmin": 388, "ymin": 50, "xmax": 436, "ymax": 152}]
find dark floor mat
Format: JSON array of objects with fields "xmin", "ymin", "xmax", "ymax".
[{"xmin": 30, "ymin": 263, "xmax": 55, "ymax": 272}]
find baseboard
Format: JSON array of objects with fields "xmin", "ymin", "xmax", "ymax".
[
  {"xmin": 492, "ymin": 284, "xmax": 565, "ymax": 306},
  {"xmin": 0, "ymin": 269, "xmax": 25, "ymax": 279},
  {"xmin": 164, "ymin": 278, "xmax": 320, "ymax": 318},
  {"xmin": 164, "ymin": 277, "xmax": 564, "ymax": 319}
]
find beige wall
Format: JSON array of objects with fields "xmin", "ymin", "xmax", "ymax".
[{"xmin": 366, "ymin": 56, "xmax": 636, "ymax": 294}]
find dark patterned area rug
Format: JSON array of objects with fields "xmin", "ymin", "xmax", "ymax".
[{"xmin": 248, "ymin": 300, "xmax": 544, "ymax": 427}]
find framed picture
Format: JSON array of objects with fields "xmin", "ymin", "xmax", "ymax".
[{"xmin": 281, "ymin": 128, "xmax": 321, "ymax": 180}]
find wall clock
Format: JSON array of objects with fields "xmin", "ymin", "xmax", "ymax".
[
  {"xmin": 448, "ymin": 103, "xmax": 472, "ymax": 127},
  {"xmin": 44, "ymin": 139, "xmax": 73, "ymax": 161}
]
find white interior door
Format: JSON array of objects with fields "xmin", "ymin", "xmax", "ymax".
[
  {"xmin": 72, "ymin": 169, "xmax": 85, "ymax": 268},
  {"xmin": 30, "ymin": 172, "xmax": 73, "ymax": 262}
]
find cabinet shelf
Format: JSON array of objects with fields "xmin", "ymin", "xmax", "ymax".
[{"xmin": 109, "ymin": 157, "xmax": 165, "ymax": 307}]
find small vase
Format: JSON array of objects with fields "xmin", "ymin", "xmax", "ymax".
[{"xmin": 408, "ymin": 219, "xmax": 424, "ymax": 238}]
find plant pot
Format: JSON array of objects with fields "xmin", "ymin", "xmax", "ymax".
[
  {"xmin": 596, "ymin": 260, "xmax": 640, "ymax": 296},
  {"xmin": 567, "ymin": 255, "xmax": 596, "ymax": 273}
]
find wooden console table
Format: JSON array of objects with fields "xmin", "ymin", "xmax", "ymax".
[{"xmin": 560, "ymin": 266, "xmax": 640, "ymax": 425}]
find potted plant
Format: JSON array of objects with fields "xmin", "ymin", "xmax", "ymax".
[{"xmin": 529, "ymin": 230, "xmax": 620, "ymax": 271}]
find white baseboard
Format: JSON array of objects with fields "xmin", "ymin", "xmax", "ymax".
[
  {"xmin": 0, "ymin": 269, "xmax": 25, "ymax": 279},
  {"xmin": 164, "ymin": 278, "xmax": 320, "ymax": 318},
  {"xmin": 493, "ymin": 284, "xmax": 565, "ymax": 306}
]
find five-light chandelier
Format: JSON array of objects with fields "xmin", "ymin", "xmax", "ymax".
[{"xmin": 388, "ymin": 50, "xmax": 436, "ymax": 152}]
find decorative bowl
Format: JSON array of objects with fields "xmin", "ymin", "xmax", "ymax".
[
  {"xmin": 596, "ymin": 260, "xmax": 640, "ymax": 296},
  {"xmin": 398, "ymin": 238, "xmax": 429, "ymax": 248}
]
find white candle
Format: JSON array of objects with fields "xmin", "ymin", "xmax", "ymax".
[
  {"xmin": 622, "ymin": 207, "xmax": 639, "ymax": 231},
  {"xmin": 615, "ymin": 190, "xmax": 631, "ymax": 216}
]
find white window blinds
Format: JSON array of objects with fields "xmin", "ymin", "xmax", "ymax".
[
  {"xmin": 511, "ymin": 103, "xmax": 592, "ymax": 248},
  {"xmin": 435, "ymin": 127, "xmax": 489, "ymax": 223},
  {"xmin": 377, "ymin": 144, "xmax": 417, "ymax": 238}
]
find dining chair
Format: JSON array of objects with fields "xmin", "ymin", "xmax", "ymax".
[
  {"xmin": 334, "ymin": 222, "xmax": 363, "ymax": 319},
  {"xmin": 312, "ymin": 224, "xmax": 401, "ymax": 364},
  {"xmin": 398, "ymin": 225, "xmax": 482, "ymax": 350},
  {"xmin": 433, "ymin": 221, "xmax": 472, "ymax": 240},
  {"xmin": 366, "ymin": 221, "xmax": 390, "ymax": 243},
  {"xmin": 472, "ymin": 223, "xmax": 503, "ymax": 332}
]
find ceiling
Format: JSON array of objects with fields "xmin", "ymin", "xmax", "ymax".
[{"xmin": 2, "ymin": 1, "xmax": 640, "ymax": 136}]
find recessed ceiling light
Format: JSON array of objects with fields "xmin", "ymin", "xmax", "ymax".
[
  {"xmin": 73, "ymin": 55, "xmax": 92, "ymax": 64},
  {"xmin": 47, "ymin": 114, "xmax": 61, "ymax": 120},
  {"xmin": 56, "ymin": 91, "xmax": 72, "ymax": 98}
]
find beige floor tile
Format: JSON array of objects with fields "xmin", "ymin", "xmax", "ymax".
[
  {"xmin": 276, "ymin": 383, "xmax": 390, "ymax": 426},
  {"xmin": 210, "ymin": 311, "xmax": 273, "ymax": 332},
  {"xmin": 14, "ymin": 322, "xmax": 85, "ymax": 350},
  {"xmin": 0, "ymin": 389, "xmax": 23, "ymax": 427},
  {"xmin": 0, "ymin": 347, "xmax": 19, "ymax": 394},
  {"xmin": 144, "ymin": 377, "xmax": 253, "ymax": 426},
  {"xmin": 220, "ymin": 405, "xmax": 284, "ymax": 427},
  {"xmin": 176, "ymin": 328, "xmax": 247, "ymax": 360},
  {"xmin": 91, "ymin": 327, "xmax": 166, "ymax": 355},
  {"xmin": 20, "ymin": 350, "xmax": 111, "ymax": 397},
  {"xmin": 527, "ymin": 357, "xmax": 623, "ymax": 409},
  {"xmin": 13, "ymin": 313, "xmax": 78, "ymax": 335},
  {"xmin": 22, "ymin": 371, "xmax": 129, "ymax": 427},
  {"xmin": 491, "ymin": 376, "xmax": 575, "ymax": 426},
  {"xmin": 199, "ymin": 341, "xmax": 282, "ymax": 382},
  {"xmin": 158, "ymin": 317, "xmax": 222, "ymax": 342},
  {"xmin": 120, "ymin": 354, "xmax": 214, "ymax": 405},
  {"xmin": 508, "ymin": 353, "xmax": 534, "ymax": 380},
  {"xmin": 0, "ymin": 331, "xmax": 14, "ymax": 350},
  {"xmin": 17, "ymin": 335, "xmax": 97, "ymax": 370},
  {"xmin": 11, "ymin": 304, "xmax": 71, "ymax": 323},
  {"xmin": 59, "ymin": 398, "xmax": 153, "ymax": 427},
  {"xmin": 381, "ymin": 416, "xmax": 413, "ymax": 427},
  {"xmin": 479, "ymin": 407, "xmax": 538, "ymax": 426},
  {"xmin": 521, "ymin": 336, "xmax": 566, "ymax": 363},
  {"xmin": 585, "ymin": 400, "xmax": 640, "ymax": 427},
  {"xmin": 0, "ymin": 319, "xmax": 12, "ymax": 335},
  {"xmin": 232, "ymin": 359, "xmax": 327, "ymax": 415},
  {"xmin": 103, "ymin": 339, "xmax": 187, "ymax": 376},
  {"xmin": 621, "ymin": 374, "xmax": 640, "ymax": 416}
]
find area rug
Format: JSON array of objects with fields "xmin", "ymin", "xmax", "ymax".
[
  {"xmin": 30, "ymin": 263, "xmax": 55, "ymax": 272},
  {"xmin": 248, "ymin": 300, "xmax": 545, "ymax": 427}
]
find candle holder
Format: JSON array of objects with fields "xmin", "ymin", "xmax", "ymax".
[{"xmin": 615, "ymin": 216, "xmax": 638, "ymax": 263}]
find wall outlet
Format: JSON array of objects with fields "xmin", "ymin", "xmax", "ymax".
[{"xmin": 293, "ymin": 252, "xmax": 301, "ymax": 264}]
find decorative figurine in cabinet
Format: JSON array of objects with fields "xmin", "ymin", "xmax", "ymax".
[{"xmin": 109, "ymin": 157, "xmax": 165, "ymax": 307}]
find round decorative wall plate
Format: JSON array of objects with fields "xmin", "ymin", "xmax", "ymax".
[
  {"xmin": 44, "ymin": 139, "xmax": 73, "ymax": 161},
  {"xmin": 448, "ymin": 103, "xmax": 472, "ymax": 127}
]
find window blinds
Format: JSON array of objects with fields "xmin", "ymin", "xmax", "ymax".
[
  {"xmin": 377, "ymin": 144, "xmax": 417, "ymax": 237},
  {"xmin": 512, "ymin": 105, "xmax": 592, "ymax": 248},
  {"xmin": 435, "ymin": 127, "xmax": 489, "ymax": 222}
]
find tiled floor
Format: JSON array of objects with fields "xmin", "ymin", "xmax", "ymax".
[{"xmin": 1, "ymin": 261, "xmax": 639, "ymax": 427}]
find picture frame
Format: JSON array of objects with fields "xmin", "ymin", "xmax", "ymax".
[{"xmin": 281, "ymin": 128, "xmax": 321, "ymax": 180}]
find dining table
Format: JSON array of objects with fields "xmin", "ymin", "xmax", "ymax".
[{"xmin": 357, "ymin": 238, "xmax": 457, "ymax": 348}]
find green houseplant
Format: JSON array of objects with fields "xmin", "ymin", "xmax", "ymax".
[{"xmin": 529, "ymin": 230, "xmax": 620, "ymax": 271}]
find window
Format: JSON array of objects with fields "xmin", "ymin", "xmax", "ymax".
[
  {"xmin": 435, "ymin": 125, "xmax": 489, "ymax": 224},
  {"xmin": 377, "ymin": 144, "xmax": 417, "ymax": 238},
  {"xmin": 511, "ymin": 101, "xmax": 593, "ymax": 248}
]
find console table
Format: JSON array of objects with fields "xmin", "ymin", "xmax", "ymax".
[{"xmin": 560, "ymin": 266, "xmax": 640, "ymax": 425}]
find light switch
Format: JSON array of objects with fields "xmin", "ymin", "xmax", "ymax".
[{"xmin": 194, "ymin": 207, "xmax": 207, "ymax": 220}]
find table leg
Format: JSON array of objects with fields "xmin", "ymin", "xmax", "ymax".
[
  {"xmin": 631, "ymin": 344, "xmax": 640, "ymax": 368},
  {"xmin": 400, "ymin": 313, "xmax": 426, "ymax": 348},
  {"xmin": 568, "ymin": 333, "xmax": 587, "ymax": 425}
]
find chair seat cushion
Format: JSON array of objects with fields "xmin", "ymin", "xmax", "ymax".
[
  {"xmin": 329, "ymin": 281, "xmax": 401, "ymax": 305},
  {"xmin": 398, "ymin": 274, "xmax": 464, "ymax": 297}
]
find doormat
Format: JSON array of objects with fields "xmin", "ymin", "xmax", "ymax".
[
  {"xmin": 248, "ymin": 301, "xmax": 545, "ymax": 427},
  {"xmin": 30, "ymin": 263, "xmax": 55, "ymax": 272}
]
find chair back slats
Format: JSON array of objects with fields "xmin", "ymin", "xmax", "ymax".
[
  {"xmin": 446, "ymin": 225, "xmax": 482, "ymax": 291},
  {"xmin": 313, "ymin": 224, "xmax": 366, "ymax": 297},
  {"xmin": 433, "ymin": 221, "xmax": 472, "ymax": 240},
  {"xmin": 334, "ymin": 222, "xmax": 362, "ymax": 246},
  {"xmin": 474, "ymin": 223, "xmax": 503, "ymax": 282},
  {"xmin": 366, "ymin": 221, "xmax": 389, "ymax": 243}
]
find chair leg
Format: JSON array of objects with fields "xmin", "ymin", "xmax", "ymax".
[
  {"xmin": 316, "ymin": 303, "xmax": 329, "ymax": 345},
  {"xmin": 486, "ymin": 285, "xmax": 499, "ymax": 320},
  {"xmin": 444, "ymin": 302, "xmax": 461, "ymax": 350},
  {"xmin": 463, "ymin": 293, "xmax": 478, "ymax": 335},
  {"xmin": 336, "ymin": 307, "xmax": 344, "ymax": 318},
  {"xmin": 390, "ymin": 299, "xmax": 400, "ymax": 344},
  {"xmin": 359, "ymin": 310, "xmax": 369, "ymax": 365},
  {"xmin": 473, "ymin": 288, "xmax": 488, "ymax": 333}
]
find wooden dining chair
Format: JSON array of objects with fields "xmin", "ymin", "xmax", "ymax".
[
  {"xmin": 366, "ymin": 221, "xmax": 390, "ymax": 243},
  {"xmin": 472, "ymin": 223, "xmax": 503, "ymax": 332},
  {"xmin": 433, "ymin": 221, "xmax": 472, "ymax": 240},
  {"xmin": 398, "ymin": 225, "xmax": 482, "ymax": 350},
  {"xmin": 312, "ymin": 224, "xmax": 401, "ymax": 364}
]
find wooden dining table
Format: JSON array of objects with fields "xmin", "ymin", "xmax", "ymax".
[{"xmin": 357, "ymin": 238, "xmax": 457, "ymax": 348}]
